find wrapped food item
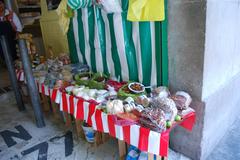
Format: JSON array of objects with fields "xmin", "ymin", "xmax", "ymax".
[
  {"xmin": 106, "ymin": 80, "xmax": 126, "ymax": 91},
  {"xmin": 58, "ymin": 54, "xmax": 71, "ymax": 65},
  {"xmin": 71, "ymin": 63, "xmax": 89, "ymax": 74},
  {"xmin": 74, "ymin": 72, "xmax": 93, "ymax": 86},
  {"xmin": 150, "ymin": 97, "xmax": 177, "ymax": 122},
  {"xmin": 106, "ymin": 100, "xmax": 124, "ymax": 114},
  {"xmin": 171, "ymin": 91, "xmax": 192, "ymax": 110},
  {"xmin": 72, "ymin": 86, "xmax": 85, "ymax": 96},
  {"xmin": 135, "ymin": 95, "xmax": 150, "ymax": 107},
  {"xmin": 139, "ymin": 107, "xmax": 166, "ymax": 133},
  {"xmin": 151, "ymin": 86, "xmax": 170, "ymax": 98},
  {"xmin": 61, "ymin": 69, "xmax": 73, "ymax": 82}
]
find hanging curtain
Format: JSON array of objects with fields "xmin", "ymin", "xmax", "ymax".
[{"xmin": 67, "ymin": 0, "xmax": 168, "ymax": 87}]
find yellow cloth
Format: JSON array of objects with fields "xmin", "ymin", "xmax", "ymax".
[
  {"xmin": 57, "ymin": 0, "xmax": 70, "ymax": 35},
  {"xmin": 127, "ymin": 0, "xmax": 165, "ymax": 22}
]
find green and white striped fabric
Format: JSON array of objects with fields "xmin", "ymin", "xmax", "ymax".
[{"xmin": 67, "ymin": 0, "xmax": 168, "ymax": 86}]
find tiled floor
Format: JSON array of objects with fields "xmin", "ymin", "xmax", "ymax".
[
  {"xmin": 0, "ymin": 91, "xmax": 192, "ymax": 160},
  {"xmin": 0, "ymin": 92, "xmax": 119, "ymax": 160}
]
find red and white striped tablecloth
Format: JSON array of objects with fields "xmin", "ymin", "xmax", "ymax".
[
  {"xmin": 28, "ymin": 82, "xmax": 196, "ymax": 157},
  {"xmin": 91, "ymin": 109, "xmax": 195, "ymax": 157},
  {"xmin": 16, "ymin": 69, "xmax": 25, "ymax": 82},
  {"xmin": 59, "ymin": 92, "xmax": 98, "ymax": 125}
]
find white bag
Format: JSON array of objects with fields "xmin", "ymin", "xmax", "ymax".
[{"xmin": 99, "ymin": 0, "xmax": 122, "ymax": 13}]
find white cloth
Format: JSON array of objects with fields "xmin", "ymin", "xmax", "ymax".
[{"xmin": 0, "ymin": 9, "xmax": 23, "ymax": 32}]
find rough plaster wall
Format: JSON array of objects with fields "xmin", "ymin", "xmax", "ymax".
[
  {"xmin": 168, "ymin": 0, "xmax": 206, "ymax": 101},
  {"xmin": 201, "ymin": 0, "xmax": 240, "ymax": 159},
  {"xmin": 168, "ymin": 0, "xmax": 206, "ymax": 159},
  {"xmin": 202, "ymin": 73, "xmax": 240, "ymax": 160},
  {"xmin": 202, "ymin": 0, "xmax": 240, "ymax": 99}
]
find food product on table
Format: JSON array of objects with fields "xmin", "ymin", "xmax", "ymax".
[
  {"xmin": 61, "ymin": 69, "xmax": 73, "ymax": 82},
  {"xmin": 72, "ymin": 86, "xmax": 85, "ymax": 95},
  {"xmin": 106, "ymin": 80, "xmax": 126, "ymax": 91},
  {"xmin": 106, "ymin": 100, "xmax": 124, "ymax": 114},
  {"xmin": 151, "ymin": 86, "xmax": 170, "ymax": 98},
  {"xmin": 139, "ymin": 107, "xmax": 166, "ymax": 133},
  {"xmin": 118, "ymin": 84, "xmax": 146, "ymax": 100},
  {"xmin": 171, "ymin": 91, "xmax": 192, "ymax": 110},
  {"xmin": 74, "ymin": 72, "xmax": 93, "ymax": 86},
  {"xmin": 166, "ymin": 121, "xmax": 172, "ymax": 128},
  {"xmin": 175, "ymin": 115, "xmax": 182, "ymax": 122},
  {"xmin": 135, "ymin": 105, "xmax": 144, "ymax": 112},
  {"xmin": 116, "ymin": 112, "xmax": 139, "ymax": 122},
  {"xmin": 124, "ymin": 97, "xmax": 134, "ymax": 104},
  {"xmin": 71, "ymin": 63, "xmax": 89, "ymax": 74},
  {"xmin": 135, "ymin": 95, "xmax": 150, "ymax": 107},
  {"xmin": 88, "ymin": 72, "xmax": 109, "ymax": 89},
  {"xmin": 58, "ymin": 54, "xmax": 71, "ymax": 65},
  {"xmin": 150, "ymin": 97, "xmax": 177, "ymax": 122},
  {"xmin": 128, "ymin": 82, "xmax": 145, "ymax": 94}
]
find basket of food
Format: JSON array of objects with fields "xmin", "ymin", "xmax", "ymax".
[
  {"xmin": 118, "ymin": 82, "xmax": 146, "ymax": 100},
  {"xmin": 88, "ymin": 72, "xmax": 109, "ymax": 90},
  {"xmin": 74, "ymin": 72, "xmax": 93, "ymax": 86}
]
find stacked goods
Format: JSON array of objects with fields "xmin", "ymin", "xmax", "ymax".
[{"xmin": 18, "ymin": 55, "xmax": 194, "ymax": 135}]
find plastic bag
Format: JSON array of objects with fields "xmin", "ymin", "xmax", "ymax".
[
  {"xmin": 97, "ymin": 0, "xmax": 122, "ymax": 13},
  {"xmin": 127, "ymin": 0, "xmax": 165, "ymax": 22},
  {"xmin": 126, "ymin": 145, "xmax": 140, "ymax": 160},
  {"xmin": 67, "ymin": 0, "xmax": 93, "ymax": 10}
]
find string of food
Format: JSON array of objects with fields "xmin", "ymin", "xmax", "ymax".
[{"xmin": 15, "ymin": 54, "xmax": 196, "ymax": 157}]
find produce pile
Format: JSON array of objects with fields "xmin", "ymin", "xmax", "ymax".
[{"xmin": 20, "ymin": 55, "xmax": 194, "ymax": 134}]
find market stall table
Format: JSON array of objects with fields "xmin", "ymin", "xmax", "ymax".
[{"xmin": 16, "ymin": 70, "xmax": 196, "ymax": 159}]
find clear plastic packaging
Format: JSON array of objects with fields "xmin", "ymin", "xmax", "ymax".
[
  {"xmin": 97, "ymin": 0, "xmax": 122, "ymax": 13},
  {"xmin": 150, "ymin": 97, "xmax": 177, "ymax": 122},
  {"xmin": 139, "ymin": 107, "xmax": 166, "ymax": 133},
  {"xmin": 172, "ymin": 91, "xmax": 192, "ymax": 110}
]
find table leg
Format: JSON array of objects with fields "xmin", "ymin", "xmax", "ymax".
[
  {"xmin": 63, "ymin": 112, "xmax": 72, "ymax": 127},
  {"xmin": 40, "ymin": 93, "xmax": 50, "ymax": 112},
  {"xmin": 95, "ymin": 132, "xmax": 103, "ymax": 146},
  {"xmin": 75, "ymin": 119, "xmax": 85, "ymax": 140},
  {"xmin": 118, "ymin": 140, "xmax": 127, "ymax": 160},
  {"xmin": 101, "ymin": 133, "xmax": 110, "ymax": 142},
  {"xmin": 148, "ymin": 153, "xmax": 165, "ymax": 160},
  {"xmin": 148, "ymin": 153, "xmax": 154, "ymax": 160},
  {"xmin": 51, "ymin": 101, "xmax": 61, "ymax": 120}
]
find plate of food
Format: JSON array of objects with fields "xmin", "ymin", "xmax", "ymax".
[{"xmin": 128, "ymin": 82, "xmax": 145, "ymax": 94}]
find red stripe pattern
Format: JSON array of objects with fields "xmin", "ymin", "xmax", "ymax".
[{"xmin": 17, "ymin": 80, "xmax": 196, "ymax": 157}]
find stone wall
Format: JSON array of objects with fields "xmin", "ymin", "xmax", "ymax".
[
  {"xmin": 201, "ymin": 0, "xmax": 240, "ymax": 159},
  {"xmin": 168, "ymin": 0, "xmax": 206, "ymax": 158},
  {"xmin": 168, "ymin": 0, "xmax": 240, "ymax": 159}
]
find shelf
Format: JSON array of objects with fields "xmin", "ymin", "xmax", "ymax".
[{"xmin": 18, "ymin": 5, "xmax": 40, "ymax": 9}]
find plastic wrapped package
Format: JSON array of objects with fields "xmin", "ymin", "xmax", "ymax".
[
  {"xmin": 151, "ymin": 86, "xmax": 170, "ymax": 98},
  {"xmin": 106, "ymin": 100, "xmax": 124, "ymax": 114},
  {"xmin": 150, "ymin": 97, "xmax": 177, "ymax": 122},
  {"xmin": 71, "ymin": 63, "xmax": 89, "ymax": 74},
  {"xmin": 171, "ymin": 91, "xmax": 192, "ymax": 110},
  {"xmin": 139, "ymin": 107, "xmax": 166, "ymax": 133},
  {"xmin": 135, "ymin": 95, "xmax": 150, "ymax": 107}
]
